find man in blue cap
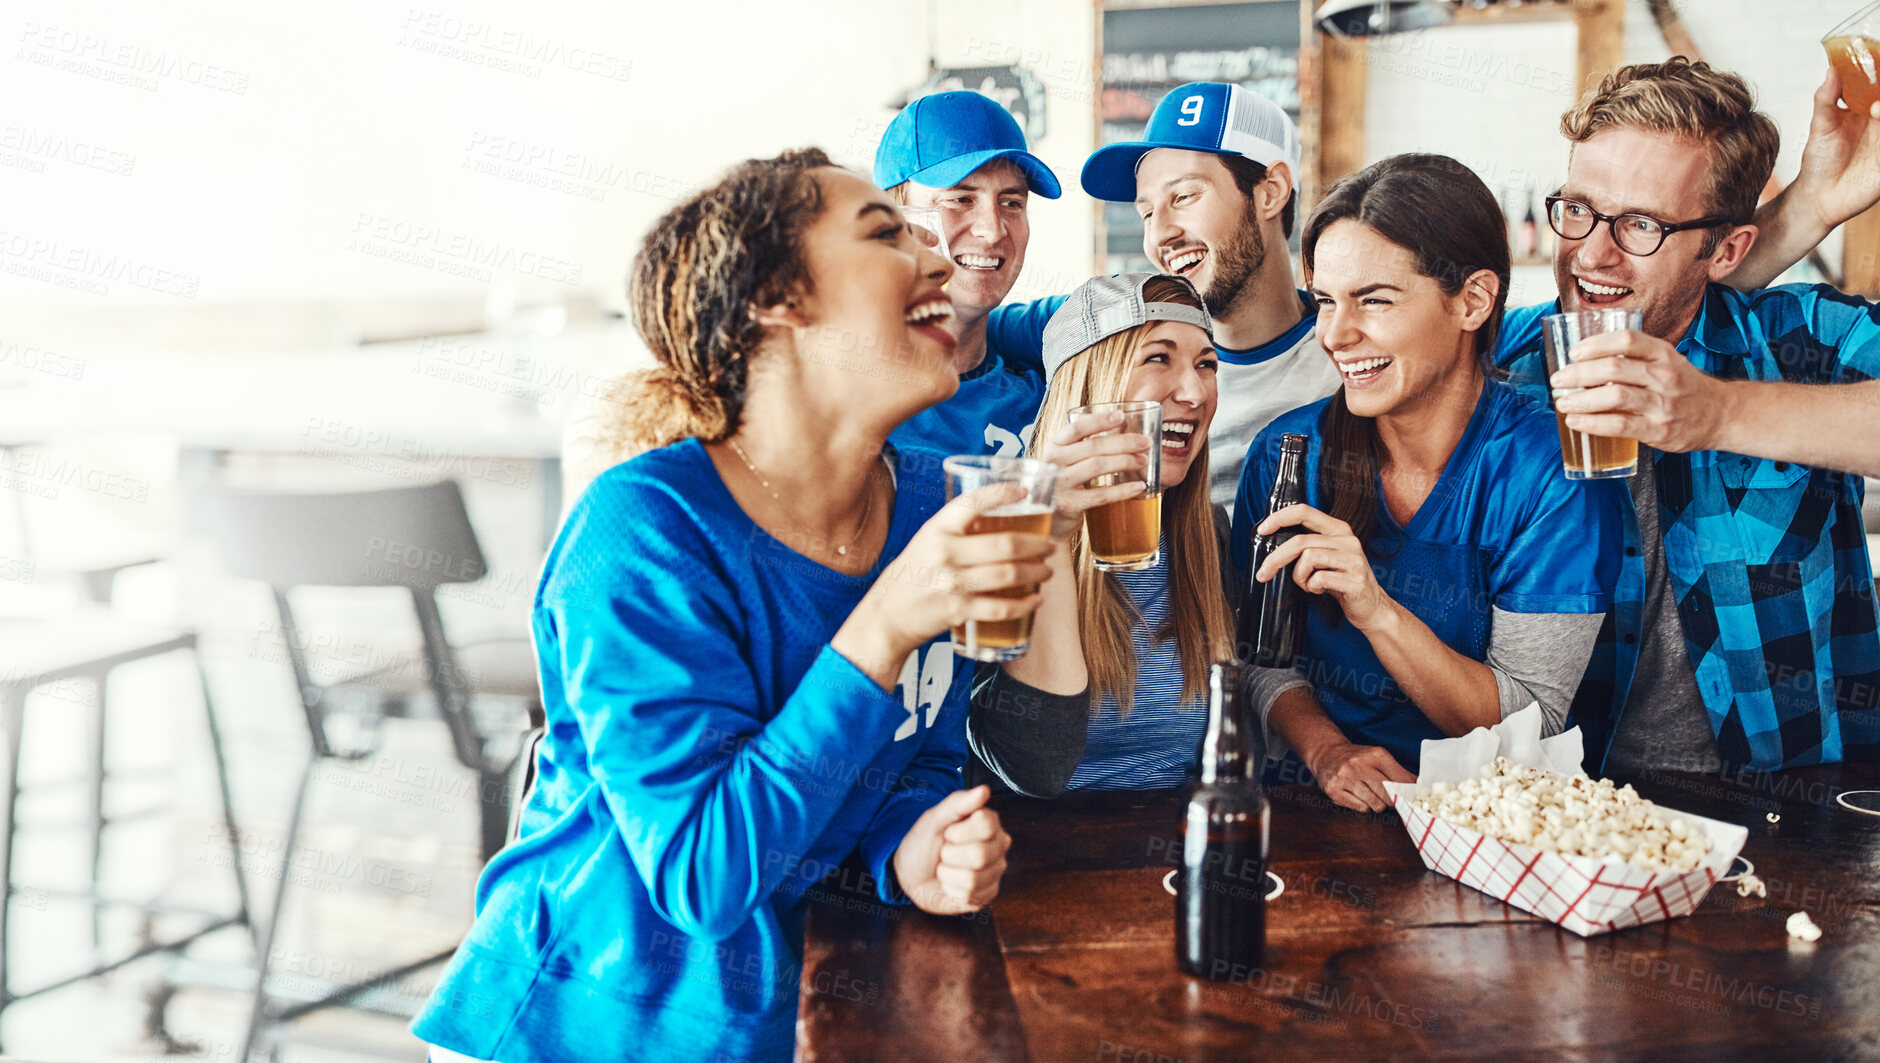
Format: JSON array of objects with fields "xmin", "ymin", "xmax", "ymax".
[
  {"xmin": 874, "ymin": 90, "xmax": 1064, "ymax": 458},
  {"xmin": 973, "ymin": 82, "xmax": 1341, "ymax": 506},
  {"xmin": 1080, "ymin": 82, "xmax": 1336, "ymax": 507}
]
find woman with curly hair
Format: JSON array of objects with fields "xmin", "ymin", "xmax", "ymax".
[{"xmin": 413, "ymin": 148, "xmax": 1049, "ymax": 1062}]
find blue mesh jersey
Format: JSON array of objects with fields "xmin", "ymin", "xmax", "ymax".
[
  {"xmin": 888, "ymin": 297, "xmax": 1059, "ymax": 457},
  {"xmin": 412, "ymin": 440, "xmax": 972, "ymax": 1063},
  {"xmin": 1231, "ymin": 380, "xmax": 1624, "ymax": 773},
  {"xmin": 1495, "ymin": 284, "xmax": 1880, "ymax": 772}
]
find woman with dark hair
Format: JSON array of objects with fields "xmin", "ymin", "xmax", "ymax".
[
  {"xmin": 412, "ymin": 148, "xmax": 1050, "ymax": 1062},
  {"xmin": 1232, "ymin": 153, "xmax": 1624, "ymax": 813}
]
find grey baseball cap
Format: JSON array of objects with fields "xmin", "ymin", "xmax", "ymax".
[{"xmin": 1041, "ymin": 273, "xmax": 1214, "ymax": 382}]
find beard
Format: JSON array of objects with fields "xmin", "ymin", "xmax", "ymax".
[
  {"xmin": 1554, "ymin": 255, "xmax": 1712, "ymax": 344},
  {"xmin": 1200, "ymin": 213, "xmax": 1266, "ymax": 319}
]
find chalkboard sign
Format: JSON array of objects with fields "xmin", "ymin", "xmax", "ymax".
[
  {"xmin": 920, "ymin": 66, "xmax": 1050, "ymax": 143},
  {"xmin": 1100, "ymin": 1, "xmax": 1302, "ymax": 273}
]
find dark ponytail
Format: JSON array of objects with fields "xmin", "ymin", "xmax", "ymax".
[{"xmin": 1300, "ymin": 153, "xmax": 1511, "ymax": 547}]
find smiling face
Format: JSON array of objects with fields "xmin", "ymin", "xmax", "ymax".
[
  {"xmin": 901, "ymin": 159, "xmax": 1031, "ymax": 326},
  {"xmin": 1134, "ymin": 149, "xmax": 1265, "ymax": 317},
  {"xmin": 791, "ymin": 167, "xmax": 960, "ymax": 418},
  {"xmin": 1554, "ymin": 127, "xmax": 1732, "ymax": 342},
  {"xmin": 1310, "ymin": 220, "xmax": 1489, "ymax": 421},
  {"xmin": 1118, "ymin": 320, "xmax": 1218, "ymax": 489}
]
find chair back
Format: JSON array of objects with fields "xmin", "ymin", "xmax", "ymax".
[
  {"xmin": 506, "ymin": 727, "xmax": 546, "ymax": 845},
  {"xmin": 198, "ymin": 480, "xmax": 486, "ymax": 591}
]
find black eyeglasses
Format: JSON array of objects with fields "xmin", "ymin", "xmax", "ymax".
[{"xmin": 1544, "ymin": 195, "xmax": 1735, "ymax": 257}]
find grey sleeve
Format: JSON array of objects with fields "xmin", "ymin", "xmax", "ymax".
[
  {"xmin": 1247, "ymin": 665, "xmax": 1313, "ymax": 766},
  {"xmin": 968, "ymin": 668, "xmax": 1090, "ymax": 798},
  {"xmin": 1483, "ymin": 607, "xmax": 1605, "ymax": 737}
]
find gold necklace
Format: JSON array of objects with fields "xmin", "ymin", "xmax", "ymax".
[{"xmin": 726, "ymin": 438, "xmax": 881, "ymax": 557}]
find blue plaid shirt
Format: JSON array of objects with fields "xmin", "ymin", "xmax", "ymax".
[{"xmin": 1495, "ymin": 284, "xmax": 1880, "ymax": 771}]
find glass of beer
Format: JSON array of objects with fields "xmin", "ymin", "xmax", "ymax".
[
  {"xmin": 901, "ymin": 206, "xmax": 951, "ymax": 259},
  {"xmin": 942, "ymin": 455, "xmax": 1057, "ymax": 662},
  {"xmin": 1543, "ymin": 308, "xmax": 1643, "ymax": 480},
  {"xmin": 1825, "ymin": 2, "xmax": 1880, "ymax": 117},
  {"xmin": 1068, "ymin": 400, "xmax": 1164, "ymax": 571}
]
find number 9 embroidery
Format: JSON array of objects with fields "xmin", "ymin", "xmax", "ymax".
[{"xmin": 1177, "ymin": 95, "xmax": 1204, "ymax": 126}]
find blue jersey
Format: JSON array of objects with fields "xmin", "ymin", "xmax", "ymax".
[
  {"xmin": 1232, "ymin": 380, "xmax": 1622, "ymax": 771},
  {"xmin": 889, "ymin": 347, "xmax": 1044, "ymax": 457},
  {"xmin": 889, "ymin": 297, "xmax": 1061, "ymax": 457},
  {"xmin": 412, "ymin": 440, "xmax": 971, "ymax": 1063},
  {"xmin": 1495, "ymin": 284, "xmax": 1880, "ymax": 770},
  {"xmin": 984, "ymin": 293, "xmax": 1065, "ymax": 379}
]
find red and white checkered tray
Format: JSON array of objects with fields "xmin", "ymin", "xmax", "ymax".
[{"xmin": 1380, "ymin": 706, "xmax": 1749, "ymax": 937}]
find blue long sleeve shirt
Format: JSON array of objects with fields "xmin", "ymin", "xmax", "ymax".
[{"xmin": 411, "ymin": 439, "xmax": 971, "ymax": 1062}]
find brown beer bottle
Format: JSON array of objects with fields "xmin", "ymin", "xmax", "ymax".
[
  {"xmin": 1177, "ymin": 662, "xmax": 1270, "ymax": 981},
  {"xmin": 1242, "ymin": 433, "xmax": 1308, "ymax": 668}
]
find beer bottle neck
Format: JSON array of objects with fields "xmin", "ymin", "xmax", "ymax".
[
  {"xmin": 1268, "ymin": 441, "xmax": 1306, "ymax": 510},
  {"xmin": 1202, "ymin": 664, "xmax": 1257, "ymax": 784}
]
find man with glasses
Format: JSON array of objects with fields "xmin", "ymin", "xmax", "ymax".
[{"xmin": 1494, "ymin": 57, "xmax": 1880, "ymax": 775}]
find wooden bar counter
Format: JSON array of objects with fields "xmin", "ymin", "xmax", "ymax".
[{"xmin": 798, "ymin": 764, "xmax": 1880, "ymax": 1061}]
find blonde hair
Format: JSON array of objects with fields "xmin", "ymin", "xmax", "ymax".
[
  {"xmin": 1560, "ymin": 57, "xmax": 1777, "ymax": 254},
  {"xmin": 1029, "ymin": 277, "xmax": 1234, "ymax": 715}
]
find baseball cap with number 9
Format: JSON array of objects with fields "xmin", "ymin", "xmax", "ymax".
[{"xmin": 1080, "ymin": 81, "xmax": 1301, "ymax": 203}]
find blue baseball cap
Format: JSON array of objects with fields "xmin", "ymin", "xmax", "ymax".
[
  {"xmin": 873, "ymin": 91, "xmax": 1062, "ymax": 199},
  {"xmin": 1081, "ymin": 82, "xmax": 1301, "ymax": 203}
]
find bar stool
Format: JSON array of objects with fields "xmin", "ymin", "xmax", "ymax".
[
  {"xmin": 0, "ymin": 611, "xmax": 252, "ymax": 1050},
  {"xmin": 196, "ymin": 479, "xmax": 538, "ymax": 1061}
]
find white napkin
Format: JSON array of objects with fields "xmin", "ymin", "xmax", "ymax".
[{"xmin": 1412, "ymin": 702, "xmax": 1583, "ymax": 785}]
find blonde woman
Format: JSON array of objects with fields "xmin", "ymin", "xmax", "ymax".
[{"xmin": 969, "ymin": 274, "xmax": 1283, "ymax": 794}]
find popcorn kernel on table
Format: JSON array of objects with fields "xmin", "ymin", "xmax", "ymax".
[{"xmin": 1787, "ymin": 911, "xmax": 1822, "ymax": 942}]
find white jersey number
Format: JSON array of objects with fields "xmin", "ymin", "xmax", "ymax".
[
  {"xmin": 984, "ymin": 421, "xmax": 1036, "ymax": 457},
  {"xmin": 893, "ymin": 643, "xmax": 955, "ymax": 742}
]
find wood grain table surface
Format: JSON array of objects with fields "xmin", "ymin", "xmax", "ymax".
[{"xmin": 798, "ymin": 763, "xmax": 1880, "ymax": 1062}]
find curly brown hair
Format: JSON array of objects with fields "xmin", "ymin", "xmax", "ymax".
[{"xmin": 607, "ymin": 147, "xmax": 834, "ymax": 453}]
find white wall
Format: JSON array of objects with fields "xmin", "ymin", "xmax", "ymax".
[
  {"xmin": 1362, "ymin": 17, "xmax": 1578, "ymax": 306},
  {"xmin": 1360, "ymin": 0, "xmax": 1865, "ymax": 305},
  {"xmin": 0, "ymin": 0, "xmax": 1855, "ymax": 333},
  {"xmin": 0, "ymin": 0, "xmax": 1094, "ymax": 326}
]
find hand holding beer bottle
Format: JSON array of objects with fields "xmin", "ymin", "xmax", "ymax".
[{"xmin": 1253, "ymin": 503, "xmax": 1395, "ymax": 632}]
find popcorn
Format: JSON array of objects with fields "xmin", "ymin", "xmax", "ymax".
[
  {"xmin": 1787, "ymin": 911, "xmax": 1822, "ymax": 942},
  {"xmin": 1736, "ymin": 873, "xmax": 1766, "ymax": 898},
  {"xmin": 1411, "ymin": 757, "xmax": 1715, "ymax": 873}
]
